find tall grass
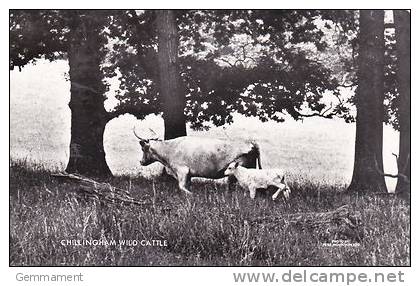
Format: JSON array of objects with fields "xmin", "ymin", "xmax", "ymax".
[{"xmin": 10, "ymin": 160, "xmax": 410, "ymax": 266}]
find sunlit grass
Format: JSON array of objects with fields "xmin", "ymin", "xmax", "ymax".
[{"xmin": 9, "ymin": 160, "xmax": 410, "ymax": 266}]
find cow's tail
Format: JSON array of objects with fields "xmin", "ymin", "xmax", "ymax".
[
  {"xmin": 257, "ymin": 151, "xmax": 262, "ymax": 169},
  {"xmin": 250, "ymin": 141, "xmax": 262, "ymax": 169}
]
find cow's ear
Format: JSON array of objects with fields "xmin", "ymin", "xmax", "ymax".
[{"xmin": 234, "ymin": 161, "xmax": 240, "ymax": 168}]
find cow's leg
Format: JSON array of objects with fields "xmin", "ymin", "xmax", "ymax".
[
  {"xmin": 159, "ymin": 166, "xmax": 177, "ymax": 183},
  {"xmin": 227, "ymin": 175, "xmax": 237, "ymax": 192},
  {"xmin": 175, "ymin": 167, "xmax": 192, "ymax": 195},
  {"xmin": 249, "ymin": 186, "xmax": 257, "ymax": 199}
]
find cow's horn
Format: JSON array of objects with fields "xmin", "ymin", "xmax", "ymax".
[
  {"xmin": 148, "ymin": 128, "xmax": 159, "ymax": 140},
  {"xmin": 132, "ymin": 126, "xmax": 144, "ymax": 140}
]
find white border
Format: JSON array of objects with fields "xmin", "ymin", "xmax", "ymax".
[{"xmin": 2, "ymin": 1, "xmax": 418, "ymax": 286}]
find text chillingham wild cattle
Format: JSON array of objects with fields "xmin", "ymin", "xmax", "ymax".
[{"xmin": 133, "ymin": 127, "xmax": 262, "ymax": 194}]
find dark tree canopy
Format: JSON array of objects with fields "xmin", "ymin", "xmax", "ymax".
[
  {"xmin": 10, "ymin": 10, "xmax": 109, "ymax": 69},
  {"xmin": 11, "ymin": 10, "xmax": 402, "ymax": 132},
  {"xmin": 10, "ymin": 10, "xmax": 67, "ymax": 70},
  {"xmin": 102, "ymin": 10, "xmax": 361, "ymax": 130}
]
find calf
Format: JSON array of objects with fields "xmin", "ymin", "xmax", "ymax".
[{"xmin": 224, "ymin": 162, "xmax": 291, "ymax": 200}]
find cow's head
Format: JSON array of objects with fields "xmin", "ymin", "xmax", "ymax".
[{"xmin": 133, "ymin": 127, "xmax": 161, "ymax": 166}]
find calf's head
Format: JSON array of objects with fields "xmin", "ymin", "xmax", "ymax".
[{"xmin": 224, "ymin": 161, "xmax": 239, "ymax": 176}]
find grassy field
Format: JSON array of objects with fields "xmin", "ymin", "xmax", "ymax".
[
  {"xmin": 10, "ymin": 159, "xmax": 410, "ymax": 266},
  {"xmin": 10, "ymin": 60, "xmax": 409, "ymax": 266},
  {"xmin": 10, "ymin": 60, "xmax": 400, "ymax": 186}
]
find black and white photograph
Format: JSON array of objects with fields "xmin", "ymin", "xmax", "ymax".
[{"xmin": 9, "ymin": 9, "xmax": 410, "ymax": 269}]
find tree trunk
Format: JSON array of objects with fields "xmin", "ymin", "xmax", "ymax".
[
  {"xmin": 65, "ymin": 16, "xmax": 112, "ymax": 178},
  {"xmin": 348, "ymin": 10, "xmax": 387, "ymax": 193},
  {"xmin": 394, "ymin": 10, "xmax": 411, "ymax": 195},
  {"xmin": 156, "ymin": 10, "xmax": 187, "ymax": 140}
]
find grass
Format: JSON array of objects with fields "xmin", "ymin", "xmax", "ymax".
[{"xmin": 10, "ymin": 159, "xmax": 410, "ymax": 266}]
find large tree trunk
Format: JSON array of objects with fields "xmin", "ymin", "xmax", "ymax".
[
  {"xmin": 156, "ymin": 10, "xmax": 187, "ymax": 140},
  {"xmin": 65, "ymin": 16, "xmax": 112, "ymax": 178},
  {"xmin": 394, "ymin": 10, "xmax": 411, "ymax": 195},
  {"xmin": 348, "ymin": 10, "xmax": 387, "ymax": 193}
]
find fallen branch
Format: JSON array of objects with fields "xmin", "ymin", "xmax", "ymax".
[
  {"xmin": 51, "ymin": 173, "xmax": 151, "ymax": 206},
  {"xmin": 251, "ymin": 205, "xmax": 363, "ymax": 241}
]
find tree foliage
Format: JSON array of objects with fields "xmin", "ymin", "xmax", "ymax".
[
  {"xmin": 104, "ymin": 10, "xmax": 360, "ymax": 130},
  {"xmin": 11, "ymin": 10, "xmax": 402, "ymax": 131},
  {"xmin": 10, "ymin": 10, "xmax": 109, "ymax": 69},
  {"xmin": 10, "ymin": 10, "xmax": 68, "ymax": 70}
]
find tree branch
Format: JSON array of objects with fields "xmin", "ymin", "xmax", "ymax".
[
  {"xmin": 374, "ymin": 154, "xmax": 410, "ymax": 184},
  {"xmin": 384, "ymin": 23, "xmax": 395, "ymax": 29},
  {"xmin": 293, "ymin": 110, "xmax": 334, "ymax": 119},
  {"xmin": 334, "ymin": 93, "xmax": 344, "ymax": 105},
  {"xmin": 107, "ymin": 105, "xmax": 156, "ymax": 121},
  {"xmin": 236, "ymin": 93, "xmax": 341, "ymax": 120},
  {"xmin": 71, "ymin": 82, "xmax": 101, "ymax": 94},
  {"xmin": 338, "ymin": 82, "xmax": 357, "ymax": 88},
  {"xmin": 394, "ymin": 152, "xmax": 410, "ymax": 176},
  {"xmin": 51, "ymin": 173, "xmax": 151, "ymax": 206},
  {"xmin": 291, "ymin": 103, "xmax": 338, "ymax": 120},
  {"xmin": 234, "ymin": 42, "xmax": 258, "ymax": 67},
  {"xmin": 217, "ymin": 42, "xmax": 258, "ymax": 68},
  {"xmin": 217, "ymin": 58, "xmax": 234, "ymax": 67}
]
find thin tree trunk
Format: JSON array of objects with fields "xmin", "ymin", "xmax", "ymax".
[
  {"xmin": 65, "ymin": 16, "xmax": 112, "ymax": 178},
  {"xmin": 348, "ymin": 10, "xmax": 387, "ymax": 193},
  {"xmin": 156, "ymin": 10, "xmax": 187, "ymax": 140},
  {"xmin": 394, "ymin": 10, "xmax": 411, "ymax": 195}
]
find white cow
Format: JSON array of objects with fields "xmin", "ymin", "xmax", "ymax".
[
  {"xmin": 133, "ymin": 128, "xmax": 261, "ymax": 194},
  {"xmin": 224, "ymin": 162, "xmax": 291, "ymax": 200}
]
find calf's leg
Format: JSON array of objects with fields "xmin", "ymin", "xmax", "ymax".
[
  {"xmin": 249, "ymin": 187, "xmax": 257, "ymax": 199},
  {"xmin": 272, "ymin": 186, "xmax": 283, "ymax": 201},
  {"xmin": 272, "ymin": 183, "xmax": 290, "ymax": 201},
  {"xmin": 283, "ymin": 183, "xmax": 291, "ymax": 200}
]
